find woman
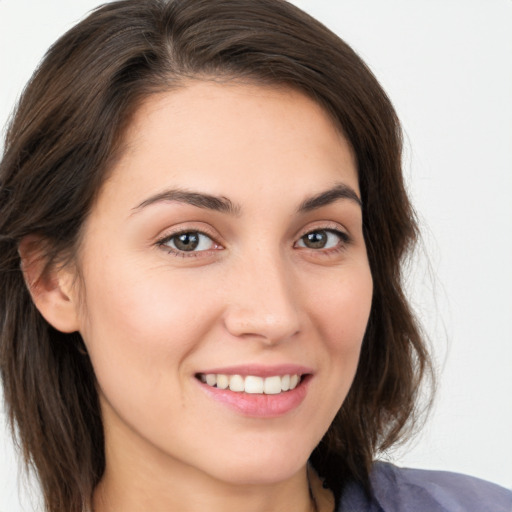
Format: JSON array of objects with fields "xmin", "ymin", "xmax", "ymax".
[{"xmin": 0, "ymin": 1, "xmax": 510, "ymax": 511}]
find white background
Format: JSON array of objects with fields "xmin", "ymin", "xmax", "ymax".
[{"xmin": 1, "ymin": 1, "xmax": 511, "ymax": 510}]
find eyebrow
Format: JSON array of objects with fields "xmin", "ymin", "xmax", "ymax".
[
  {"xmin": 132, "ymin": 189, "xmax": 241, "ymax": 216},
  {"xmin": 131, "ymin": 183, "xmax": 361, "ymax": 216},
  {"xmin": 297, "ymin": 183, "xmax": 362, "ymax": 212}
]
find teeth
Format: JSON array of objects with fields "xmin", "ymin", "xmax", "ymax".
[
  {"xmin": 228, "ymin": 374, "xmax": 244, "ymax": 392},
  {"xmin": 217, "ymin": 374, "xmax": 229, "ymax": 389},
  {"xmin": 199, "ymin": 373, "xmax": 302, "ymax": 394},
  {"xmin": 245, "ymin": 376, "xmax": 264, "ymax": 394},
  {"xmin": 264, "ymin": 375, "xmax": 282, "ymax": 395}
]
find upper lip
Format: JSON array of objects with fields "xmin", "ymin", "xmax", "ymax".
[{"xmin": 196, "ymin": 364, "xmax": 313, "ymax": 378}]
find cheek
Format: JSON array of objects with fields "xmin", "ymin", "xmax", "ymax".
[
  {"xmin": 310, "ymin": 265, "xmax": 373, "ymax": 357},
  {"xmin": 76, "ymin": 259, "xmax": 220, "ymax": 397},
  {"xmin": 295, "ymin": 264, "xmax": 372, "ymax": 440},
  {"xmin": 81, "ymin": 255, "xmax": 213, "ymax": 338},
  {"xmin": 307, "ymin": 263, "xmax": 372, "ymax": 417}
]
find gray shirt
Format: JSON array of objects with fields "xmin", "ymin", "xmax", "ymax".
[{"xmin": 338, "ymin": 462, "xmax": 512, "ymax": 511}]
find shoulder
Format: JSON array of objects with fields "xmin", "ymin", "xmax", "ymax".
[{"xmin": 338, "ymin": 461, "xmax": 512, "ymax": 512}]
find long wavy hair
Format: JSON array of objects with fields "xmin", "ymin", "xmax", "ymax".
[{"xmin": 0, "ymin": 1, "xmax": 432, "ymax": 511}]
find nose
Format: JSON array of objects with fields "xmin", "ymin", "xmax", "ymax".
[{"xmin": 222, "ymin": 250, "xmax": 302, "ymax": 345}]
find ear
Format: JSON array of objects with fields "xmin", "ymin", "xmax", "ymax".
[{"xmin": 18, "ymin": 236, "xmax": 81, "ymax": 333}]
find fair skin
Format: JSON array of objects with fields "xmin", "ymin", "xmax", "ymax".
[{"xmin": 29, "ymin": 82, "xmax": 372, "ymax": 512}]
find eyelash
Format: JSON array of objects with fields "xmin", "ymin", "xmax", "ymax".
[
  {"xmin": 156, "ymin": 226, "xmax": 351, "ymax": 257},
  {"xmin": 157, "ymin": 229, "xmax": 221, "ymax": 257},
  {"xmin": 295, "ymin": 227, "xmax": 351, "ymax": 255}
]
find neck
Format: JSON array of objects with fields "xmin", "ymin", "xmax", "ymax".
[{"xmin": 94, "ymin": 464, "xmax": 318, "ymax": 512}]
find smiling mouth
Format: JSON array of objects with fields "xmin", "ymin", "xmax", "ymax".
[{"xmin": 196, "ymin": 373, "xmax": 304, "ymax": 395}]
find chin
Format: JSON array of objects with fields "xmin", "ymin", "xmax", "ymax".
[
  {"xmin": 199, "ymin": 439, "xmax": 312, "ymax": 486},
  {"xmin": 214, "ymin": 461, "xmax": 306, "ymax": 487}
]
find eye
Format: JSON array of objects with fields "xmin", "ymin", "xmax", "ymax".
[
  {"xmin": 159, "ymin": 231, "xmax": 218, "ymax": 253},
  {"xmin": 295, "ymin": 229, "xmax": 347, "ymax": 250}
]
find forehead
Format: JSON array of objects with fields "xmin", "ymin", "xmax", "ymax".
[{"xmin": 95, "ymin": 81, "xmax": 358, "ymax": 215}]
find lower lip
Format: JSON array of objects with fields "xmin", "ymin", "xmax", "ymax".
[{"xmin": 197, "ymin": 376, "xmax": 310, "ymax": 418}]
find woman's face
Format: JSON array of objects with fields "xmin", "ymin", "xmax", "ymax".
[{"xmin": 71, "ymin": 82, "xmax": 373, "ymax": 486}]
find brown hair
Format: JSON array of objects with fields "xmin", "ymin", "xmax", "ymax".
[{"xmin": 0, "ymin": 1, "xmax": 432, "ymax": 510}]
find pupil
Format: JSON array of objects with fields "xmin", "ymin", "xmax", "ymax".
[
  {"xmin": 305, "ymin": 231, "xmax": 327, "ymax": 249},
  {"xmin": 175, "ymin": 233, "xmax": 199, "ymax": 251}
]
